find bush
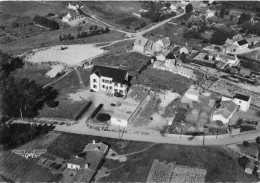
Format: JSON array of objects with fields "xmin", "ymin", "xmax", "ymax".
[
  {"xmin": 215, "ymin": 120, "xmax": 224, "ymax": 126},
  {"xmin": 33, "ymin": 15, "xmax": 59, "ymax": 30},
  {"xmin": 48, "ymin": 13, "xmax": 55, "ymax": 17},
  {"xmin": 238, "ymin": 156, "xmax": 248, "ymax": 169},
  {"xmin": 46, "ymin": 100, "xmax": 59, "ymax": 108},
  {"xmin": 204, "ymin": 55, "xmax": 209, "ymax": 60},
  {"xmin": 243, "ymin": 140, "xmax": 249, "ymax": 146},
  {"xmin": 96, "ymin": 113, "xmax": 111, "ymax": 122},
  {"xmin": 11, "ymin": 22, "xmax": 19, "ymax": 28}
]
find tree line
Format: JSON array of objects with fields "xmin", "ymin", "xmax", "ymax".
[{"xmin": 33, "ymin": 15, "xmax": 59, "ymax": 30}]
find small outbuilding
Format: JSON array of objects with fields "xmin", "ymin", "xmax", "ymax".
[{"xmin": 245, "ymin": 161, "xmax": 255, "ymax": 175}]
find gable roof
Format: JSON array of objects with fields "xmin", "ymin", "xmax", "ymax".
[
  {"xmin": 237, "ymin": 39, "xmax": 248, "ymax": 46},
  {"xmin": 148, "ymin": 36, "xmax": 160, "ymax": 43},
  {"xmin": 134, "ymin": 37, "xmax": 148, "ymax": 47},
  {"xmin": 214, "ymin": 101, "xmax": 238, "ymax": 119},
  {"xmin": 91, "ymin": 65, "xmax": 128, "ymax": 84},
  {"xmin": 233, "ymin": 93, "xmax": 250, "ymax": 101},
  {"xmin": 161, "ymin": 37, "xmax": 170, "ymax": 45}
]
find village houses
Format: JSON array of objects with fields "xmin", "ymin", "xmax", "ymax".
[
  {"xmin": 90, "ymin": 65, "xmax": 129, "ymax": 97},
  {"xmin": 62, "ymin": 11, "xmax": 84, "ymax": 23}
]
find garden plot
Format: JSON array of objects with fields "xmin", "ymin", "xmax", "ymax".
[{"xmin": 25, "ymin": 44, "xmax": 106, "ymax": 66}]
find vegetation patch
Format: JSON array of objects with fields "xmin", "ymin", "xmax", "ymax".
[
  {"xmin": 96, "ymin": 113, "xmax": 111, "ymax": 122},
  {"xmin": 132, "ymin": 68, "xmax": 192, "ymax": 94}
]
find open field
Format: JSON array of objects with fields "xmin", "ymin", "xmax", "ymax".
[
  {"xmin": 0, "ymin": 131, "xmax": 60, "ymax": 182},
  {"xmin": 132, "ymin": 68, "xmax": 193, "ymax": 94},
  {"xmin": 46, "ymin": 131, "xmax": 258, "ymax": 182},
  {"xmin": 0, "ymin": 27, "xmax": 124, "ymax": 56},
  {"xmin": 37, "ymin": 68, "xmax": 91, "ymax": 119},
  {"xmin": 85, "ymin": 1, "xmax": 150, "ymax": 31},
  {"xmin": 236, "ymin": 142, "xmax": 259, "ymax": 159},
  {"xmin": 0, "ymin": 1, "xmax": 68, "ymax": 26},
  {"xmin": 25, "ymin": 44, "xmax": 105, "ymax": 66}
]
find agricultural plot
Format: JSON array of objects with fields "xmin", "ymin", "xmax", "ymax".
[
  {"xmin": 170, "ymin": 165, "xmax": 207, "ymax": 183},
  {"xmin": 146, "ymin": 159, "xmax": 174, "ymax": 182}
]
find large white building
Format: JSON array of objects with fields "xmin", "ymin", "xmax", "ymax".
[{"xmin": 90, "ymin": 65, "xmax": 129, "ymax": 97}]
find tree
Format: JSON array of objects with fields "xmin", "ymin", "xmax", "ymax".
[
  {"xmin": 185, "ymin": 3, "xmax": 193, "ymax": 14},
  {"xmin": 165, "ymin": 2, "xmax": 171, "ymax": 8},
  {"xmin": 238, "ymin": 13, "xmax": 251, "ymax": 24},
  {"xmin": 219, "ymin": 8, "xmax": 225, "ymax": 18},
  {"xmin": 0, "ymin": 51, "xmax": 24, "ymax": 80},
  {"xmin": 210, "ymin": 30, "xmax": 232, "ymax": 45},
  {"xmin": 1, "ymin": 77, "xmax": 58, "ymax": 118}
]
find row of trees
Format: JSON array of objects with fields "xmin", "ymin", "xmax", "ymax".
[
  {"xmin": 32, "ymin": 15, "xmax": 59, "ymax": 30},
  {"xmin": 59, "ymin": 27, "xmax": 110, "ymax": 41},
  {"xmin": 0, "ymin": 123, "xmax": 54, "ymax": 149}
]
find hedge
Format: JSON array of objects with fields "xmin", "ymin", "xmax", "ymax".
[
  {"xmin": 74, "ymin": 101, "xmax": 92, "ymax": 121},
  {"xmin": 90, "ymin": 104, "xmax": 103, "ymax": 119}
]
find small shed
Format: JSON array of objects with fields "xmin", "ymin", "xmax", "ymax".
[{"xmin": 245, "ymin": 161, "xmax": 255, "ymax": 175}]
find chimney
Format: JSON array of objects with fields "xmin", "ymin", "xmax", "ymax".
[
  {"xmin": 75, "ymin": 155, "xmax": 79, "ymax": 158},
  {"xmin": 93, "ymin": 140, "xmax": 95, "ymax": 144}
]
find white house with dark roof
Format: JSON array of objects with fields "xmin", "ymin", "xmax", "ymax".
[
  {"xmin": 209, "ymin": 52, "xmax": 240, "ymax": 67},
  {"xmin": 233, "ymin": 39, "xmax": 249, "ymax": 49},
  {"xmin": 233, "ymin": 94, "xmax": 251, "ymax": 112},
  {"xmin": 90, "ymin": 65, "xmax": 129, "ymax": 97}
]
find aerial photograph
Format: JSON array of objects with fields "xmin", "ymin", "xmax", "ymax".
[{"xmin": 0, "ymin": 0, "xmax": 260, "ymax": 182}]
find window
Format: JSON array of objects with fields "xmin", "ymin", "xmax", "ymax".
[
  {"xmin": 119, "ymin": 90, "xmax": 123, "ymax": 94},
  {"xmin": 239, "ymin": 101, "xmax": 241, "ymax": 104},
  {"xmin": 115, "ymin": 83, "xmax": 118, "ymax": 87},
  {"xmin": 115, "ymin": 89, "xmax": 118, "ymax": 93},
  {"xmin": 93, "ymin": 79, "xmax": 96, "ymax": 83},
  {"xmin": 110, "ymin": 86, "xmax": 112, "ymax": 90},
  {"xmin": 102, "ymin": 79, "xmax": 105, "ymax": 82},
  {"xmin": 121, "ymin": 84, "xmax": 123, "ymax": 88},
  {"xmin": 102, "ymin": 85, "xmax": 105, "ymax": 88},
  {"xmin": 93, "ymin": 85, "xmax": 97, "ymax": 89}
]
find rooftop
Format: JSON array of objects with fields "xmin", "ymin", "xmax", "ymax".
[
  {"xmin": 148, "ymin": 36, "xmax": 160, "ymax": 43},
  {"xmin": 237, "ymin": 39, "xmax": 248, "ymax": 46},
  {"xmin": 239, "ymin": 67, "xmax": 251, "ymax": 76},
  {"xmin": 233, "ymin": 93, "xmax": 250, "ymax": 101},
  {"xmin": 134, "ymin": 37, "xmax": 148, "ymax": 47},
  {"xmin": 91, "ymin": 65, "xmax": 128, "ymax": 84}
]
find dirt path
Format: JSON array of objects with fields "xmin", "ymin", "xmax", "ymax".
[
  {"xmin": 75, "ymin": 67, "xmax": 86, "ymax": 89},
  {"xmin": 42, "ymin": 70, "xmax": 71, "ymax": 89}
]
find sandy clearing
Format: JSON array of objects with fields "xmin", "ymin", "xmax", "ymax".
[
  {"xmin": 159, "ymin": 91, "xmax": 180, "ymax": 108},
  {"xmin": 25, "ymin": 44, "xmax": 106, "ymax": 66}
]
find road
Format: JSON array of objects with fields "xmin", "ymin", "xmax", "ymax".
[
  {"xmin": 84, "ymin": 8, "xmax": 185, "ymax": 38},
  {"xmin": 12, "ymin": 117, "xmax": 259, "ymax": 146}
]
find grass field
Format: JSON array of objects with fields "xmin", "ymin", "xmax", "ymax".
[
  {"xmin": 240, "ymin": 50, "xmax": 260, "ymax": 62},
  {"xmin": 47, "ymin": 132, "xmax": 258, "ymax": 182},
  {"xmin": 0, "ymin": 27, "xmax": 124, "ymax": 55},
  {"xmin": 132, "ymin": 68, "xmax": 193, "ymax": 95},
  {"xmin": 85, "ymin": 1, "xmax": 150, "ymax": 31},
  {"xmin": 37, "ymin": 68, "xmax": 91, "ymax": 119},
  {"xmin": 236, "ymin": 142, "xmax": 259, "ymax": 159},
  {"xmin": 0, "ymin": 1, "xmax": 68, "ymax": 26}
]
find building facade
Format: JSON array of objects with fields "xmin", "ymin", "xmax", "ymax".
[{"xmin": 90, "ymin": 65, "xmax": 129, "ymax": 97}]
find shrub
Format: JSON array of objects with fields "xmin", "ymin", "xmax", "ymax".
[
  {"xmin": 96, "ymin": 113, "xmax": 111, "ymax": 122},
  {"xmin": 48, "ymin": 13, "xmax": 55, "ymax": 17},
  {"xmin": 243, "ymin": 140, "xmax": 249, "ymax": 146},
  {"xmin": 204, "ymin": 55, "xmax": 209, "ymax": 60},
  {"xmin": 46, "ymin": 100, "xmax": 59, "ymax": 108},
  {"xmin": 215, "ymin": 120, "xmax": 224, "ymax": 126}
]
